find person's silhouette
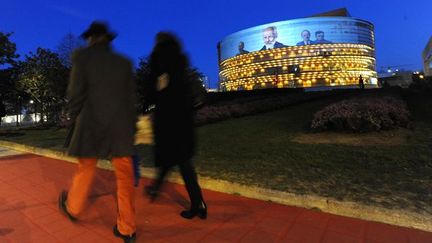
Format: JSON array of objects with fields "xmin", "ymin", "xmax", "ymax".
[
  {"xmin": 144, "ymin": 32, "xmax": 207, "ymax": 220},
  {"xmin": 359, "ymin": 75, "xmax": 365, "ymax": 90},
  {"xmin": 59, "ymin": 21, "xmax": 137, "ymax": 242}
]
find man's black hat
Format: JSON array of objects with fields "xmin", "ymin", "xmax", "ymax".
[{"xmin": 81, "ymin": 21, "xmax": 117, "ymax": 40}]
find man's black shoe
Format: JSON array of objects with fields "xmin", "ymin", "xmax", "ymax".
[
  {"xmin": 58, "ymin": 190, "xmax": 77, "ymax": 222},
  {"xmin": 113, "ymin": 225, "xmax": 136, "ymax": 243}
]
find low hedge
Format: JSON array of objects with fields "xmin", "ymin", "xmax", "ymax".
[
  {"xmin": 310, "ymin": 96, "xmax": 410, "ymax": 132},
  {"xmin": 195, "ymin": 92, "xmax": 329, "ymax": 126}
]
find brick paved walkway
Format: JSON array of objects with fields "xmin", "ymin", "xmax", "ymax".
[{"xmin": 0, "ymin": 148, "xmax": 431, "ymax": 243}]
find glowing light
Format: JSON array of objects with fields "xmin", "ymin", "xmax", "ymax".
[{"xmin": 219, "ymin": 44, "xmax": 376, "ymax": 91}]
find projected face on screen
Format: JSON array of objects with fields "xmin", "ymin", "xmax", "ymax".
[
  {"xmin": 263, "ymin": 27, "xmax": 276, "ymax": 45},
  {"xmin": 219, "ymin": 17, "xmax": 374, "ymax": 60},
  {"xmin": 237, "ymin": 41, "xmax": 249, "ymax": 55},
  {"xmin": 260, "ymin": 26, "xmax": 286, "ymax": 50},
  {"xmin": 313, "ymin": 30, "xmax": 332, "ymax": 44},
  {"xmin": 297, "ymin": 30, "xmax": 311, "ymax": 46}
]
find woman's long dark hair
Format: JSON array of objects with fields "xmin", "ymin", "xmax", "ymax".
[{"xmin": 149, "ymin": 32, "xmax": 189, "ymax": 82}]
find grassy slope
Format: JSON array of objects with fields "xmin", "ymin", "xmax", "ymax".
[{"xmin": 194, "ymin": 94, "xmax": 432, "ymax": 213}]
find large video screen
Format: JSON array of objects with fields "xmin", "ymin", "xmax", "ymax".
[{"xmin": 219, "ymin": 17, "xmax": 374, "ymax": 61}]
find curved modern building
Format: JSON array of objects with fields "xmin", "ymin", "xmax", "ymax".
[
  {"xmin": 423, "ymin": 36, "xmax": 432, "ymax": 77},
  {"xmin": 217, "ymin": 9, "xmax": 377, "ymax": 91}
]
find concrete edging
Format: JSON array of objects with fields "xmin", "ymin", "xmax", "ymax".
[{"xmin": 0, "ymin": 140, "xmax": 430, "ymax": 232}]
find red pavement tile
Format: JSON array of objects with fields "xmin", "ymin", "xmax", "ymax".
[
  {"xmin": 157, "ymin": 223, "xmax": 220, "ymax": 242},
  {"xmin": 80, "ymin": 201, "xmax": 117, "ymax": 222},
  {"xmin": 7, "ymin": 178, "xmax": 45, "ymax": 195},
  {"xmin": 1, "ymin": 153, "xmax": 432, "ymax": 243},
  {"xmin": 239, "ymin": 229, "xmax": 279, "ymax": 243},
  {"xmin": 20, "ymin": 204, "xmax": 57, "ymax": 221},
  {"xmin": 322, "ymin": 230, "xmax": 362, "ymax": 243},
  {"xmin": 0, "ymin": 199, "xmax": 20, "ymax": 211},
  {"xmin": 200, "ymin": 233, "xmax": 237, "ymax": 243},
  {"xmin": 25, "ymin": 173, "xmax": 54, "ymax": 186},
  {"xmin": 0, "ymin": 170, "xmax": 21, "ymax": 183},
  {"xmin": 281, "ymin": 222, "xmax": 326, "ymax": 243},
  {"xmin": 365, "ymin": 221, "xmax": 410, "ymax": 243},
  {"xmin": 23, "ymin": 187, "xmax": 58, "ymax": 204},
  {"xmin": 255, "ymin": 214, "xmax": 297, "ymax": 239},
  {"xmin": 326, "ymin": 214, "xmax": 367, "ymax": 238},
  {"xmin": 0, "ymin": 236, "xmax": 12, "ymax": 243},
  {"xmin": 49, "ymin": 225, "xmax": 89, "ymax": 242},
  {"xmin": 67, "ymin": 231, "xmax": 116, "ymax": 243},
  {"xmin": 39, "ymin": 217, "xmax": 76, "ymax": 235},
  {"xmin": 204, "ymin": 197, "xmax": 271, "ymax": 231},
  {"xmin": 0, "ymin": 211, "xmax": 29, "ymax": 227},
  {"xmin": 32, "ymin": 210, "xmax": 66, "ymax": 226},
  {"xmin": 13, "ymin": 164, "xmax": 39, "ymax": 175},
  {"xmin": 201, "ymin": 199, "xmax": 246, "ymax": 221},
  {"xmin": 3, "ymin": 195, "xmax": 36, "ymax": 210},
  {"xmin": 208, "ymin": 221, "xmax": 255, "ymax": 242},
  {"xmin": 3, "ymin": 218, "xmax": 60, "ymax": 243},
  {"xmin": 80, "ymin": 217, "xmax": 118, "ymax": 238},
  {"xmin": 39, "ymin": 183, "xmax": 67, "ymax": 197},
  {"xmin": 137, "ymin": 223, "xmax": 186, "ymax": 241},
  {"xmin": 295, "ymin": 209, "xmax": 331, "ymax": 229},
  {"xmin": 144, "ymin": 199, "xmax": 185, "ymax": 218},
  {"xmin": 408, "ymin": 229, "xmax": 432, "ymax": 243},
  {"xmin": 222, "ymin": 208, "xmax": 266, "ymax": 227},
  {"xmin": 255, "ymin": 204, "xmax": 302, "ymax": 239}
]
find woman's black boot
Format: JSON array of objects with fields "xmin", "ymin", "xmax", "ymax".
[{"xmin": 180, "ymin": 201, "xmax": 207, "ymax": 219}]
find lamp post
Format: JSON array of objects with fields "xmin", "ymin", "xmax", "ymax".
[{"xmin": 29, "ymin": 100, "xmax": 35, "ymax": 123}]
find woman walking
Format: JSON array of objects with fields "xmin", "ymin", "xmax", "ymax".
[{"xmin": 144, "ymin": 32, "xmax": 207, "ymax": 219}]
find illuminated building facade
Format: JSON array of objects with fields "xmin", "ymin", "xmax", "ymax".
[
  {"xmin": 423, "ymin": 37, "xmax": 432, "ymax": 77},
  {"xmin": 217, "ymin": 10, "xmax": 377, "ymax": 91}
]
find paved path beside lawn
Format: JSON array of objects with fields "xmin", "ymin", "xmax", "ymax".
[{"xmin": 0, "ymin": 147, "xmax": 431, "ymax": 243}]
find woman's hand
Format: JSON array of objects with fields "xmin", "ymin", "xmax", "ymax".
[{"xmin": 157, "ymin": 73, "xmax": 169, "ymax": 91}]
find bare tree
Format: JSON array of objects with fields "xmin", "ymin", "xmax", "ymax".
[{"xmin": 57, "ymin": 33, "xmax": 85, "ymax": 68}]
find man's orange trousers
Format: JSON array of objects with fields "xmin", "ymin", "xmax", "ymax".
[{"xmin": 66, "ymin": 157, "xmax": 136, "ymax": 235}]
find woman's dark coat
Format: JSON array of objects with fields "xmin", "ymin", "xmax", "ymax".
[{"xmin": 146, "ymin": 43, "xmax": 195, "ymax": 166}]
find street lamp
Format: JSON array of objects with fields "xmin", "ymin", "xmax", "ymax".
[{"xmin": 29, "ymin": 100, "xmax": 35, "ymax": 123}]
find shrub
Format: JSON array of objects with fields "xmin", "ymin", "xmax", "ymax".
[
  {"xmin": 310, "ymin": 96, "xmax": 410, "ymax": 132},
  {"xmin": 194, "ymin": 92, "xmax": 326, "ymax": 126},
  {"xmin": 409, "ymin": 76, "xmax": 432, "ymax": 94}
]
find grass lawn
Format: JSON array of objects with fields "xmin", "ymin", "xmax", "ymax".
[{"xmin": 1, "ymin": 90, "xmax": 431, "ymax": 214}]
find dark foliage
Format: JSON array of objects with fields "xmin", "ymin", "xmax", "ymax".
[
  {"xmin": 310, "ymin": 96, "xmax": 411, "ymax": 132},
  {"xmin": 195, "ymin": 90, "xmax": 329, "ymax": 126}
]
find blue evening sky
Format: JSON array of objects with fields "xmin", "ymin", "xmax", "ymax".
[{"xmin": 1, "ymin": 0, "xmax": 431, "ymax": 88}]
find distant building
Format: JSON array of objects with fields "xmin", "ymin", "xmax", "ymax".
[
  {"xmin": 378, "ymin": 71, "xmax": 414, "ymax": 88},
  {"xmin": 423, "ymin": 37, "xmax": 432, "ymax": 77}
]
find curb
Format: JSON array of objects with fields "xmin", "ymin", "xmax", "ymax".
[{"xmin": 0, "ymin": 140, "xmax": 431, "ymax": 232}]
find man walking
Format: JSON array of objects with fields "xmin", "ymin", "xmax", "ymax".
[{"xmin": 58, "ymin": 21, "xmax": 137, "ymax": 243}]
